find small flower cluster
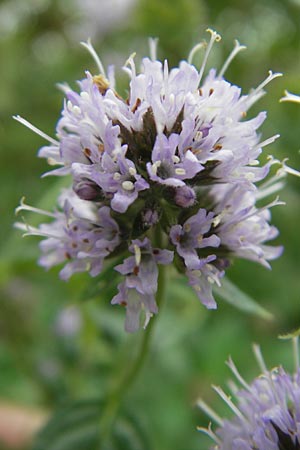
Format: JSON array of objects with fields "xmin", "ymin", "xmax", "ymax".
[
  {"xmin": 198, "ymin": 337, "xmax": 300, "ymax": 450},
  {"xmin": 16, "ymin": 30, "xmax": 287, "ymax": 332}
]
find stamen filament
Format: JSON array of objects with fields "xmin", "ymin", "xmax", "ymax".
[
  {"xmin": 212, "ymin": 385, "xmax": 246, "ymax": 422},
  {"xmin": 247, "ymin": 71, "xmax": 282, "ymax": 103},
  {"xmin": 188, "ymin": 41, "xmax": 206, "ymax": 65},
  {"xmin": 280, "ymin": 90, "xmax": 300, "ymax": 104},
  {"xmin": 13, "ymin": 115, "xmax": 59, "ymax": 145},
  {"xmin": 253, "ymin": 343, "xmax": 268, "ymax": 373},
  {"xmin": 81, "ymin": 38, "xmax": 106, "ymax": 77},
  {"xmin": 197, "ymin": 398, "xmax": 224, "ymax": 426},
  {"xmin": 218, "ymin": 40, "xmax": 246, "ymax": 78},
  {"xmin": 149, "ymin": 37, "xmax": 159, "ymax": 61},
  {"xmin": 15, "ymin": 197, "xmax": 56, "ymax": 218},
  {"xmin": 226, "ymin": 356, "xmax": 251, "ymax": 391},
  {"xmin": 197, "ymin": 423, "xmax": 221, "ymax": 445},
  {"xmin": 198, "ymin": 29, "xmax": 221, "ymax": 84}
]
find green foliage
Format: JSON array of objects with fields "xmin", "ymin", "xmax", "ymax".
[
  {"xmin": 213, "ymin": 277, "xmax": 274, "ymax": 320},
  {"xmin": 33, "ymin": 399, "xmax": 151, "ymax": 450}
]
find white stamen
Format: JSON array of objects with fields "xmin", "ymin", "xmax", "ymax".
[
  {"xmin": 265, "ymin": 156, "xmax": 300, "ymax": 178},
  {"xmin": 175, "ymin": 168, "xmax": 186, "ymax": 176},
  {"xmin": 226, "ymin": 357, "xmax": 251, "ymax": 391},
  {"xmin": 113, "ymin": 172, "xmax": 121, "ymax": 181},
  {"xmin": 225, "ymin": 196, "xmax": 285, "ymax": 228},
  {"xmin": 279, "ymin": 158, "xmax": 300, "ymax": 177},
  {"xmin": 195, "ymin": 131, "xmax": 203, "ymax": 141},
  {"xmin": 172, "ymin": 155, "xmax": 180, "ymax": 164},
  {"xmin": 247, "ymin": 71, "xmax": 282, "ymax": 102},
  {"xmin": 198, "ymin": 29, "xmax": 221, "ymax": 84},
  {"xmin": 14, "ymin": 221, "xmax": 60, "ymax": 240},
  {"xmin": 280, "ymin": 90, "xmax": 300, "ymax": 104},
  {"xmin": 151, "ymin": 160, "xmax": 161, "ymax": 175},
  {"xmin": 80, "ymin": 38, "xmax": 106, "ymax": 77},
  {"xmin": 15, "ymin": 197, "xmax": 56, "ymax": 218},
  {"xmin": 188, "ymin": 41, "xmax": 206, "ymax": 65},
  {"xmin": 212, "ymin": 213, "xmax": 223, "ymax": 227},
  {"xmin": 196, "ymin": 399, "xmax": 224, "ymax": 426},
  {"xmin": 247, "ymin": 196, "xmax": 285, "ymax": 221},
  {"xmin": 197, "ymin": 423, "xmax": 221, "ymax": 445},
  {"xmin": 56, "ymin": 82, "xmax": 72, "ymax": 94},
  {"xmin": 149, "ymin": 37, "xmax": 159, "ymax": 61},
  {"xmin": 73, "ymin": 105, "xmax": 82, "ymax": 116},
  {"xmin": 256, "ymin": 180, "xmax": 286, "ymax": 201},
  {"xmin": 218, "ymin": 39, "xmax": 246, "ymax": 78},
  {"xmin": 212, "ymin": 385, "xmax": 246, "ymax": 422},
  {"xmin": 47, "ymin": 157, "xmax": 62, "ymax": 166},
  {"xmin": 134, "ymin": 244, "xmax": 141, "ymax": 266},
  {"xmin": 143, "ymin": 310, "xmax": 153, "ymax": 329},
  {"xmin": 255, "ymin": 134, "xmax": 280, "ymax": 150},
  {"xmin": 129, "ymin": 167, "xmax": 137, "ymax": 176},
  {"xmin": 122, "ymin": 180, "xmax": 134, "ymax": 191},
  {"xmin": 123, "ymin": 53, "xmax": 137, "ymax": 79},
  {"xmin": 80, "ymin": 91, "xmax": 90, "ymax": 101},
  {"xmin": 253, "ymin": 343, "xmax": 268, "ymax": 373},
  {"xmin": 13, "ymin": 115, "xmax": 59, "ymax": 146}
]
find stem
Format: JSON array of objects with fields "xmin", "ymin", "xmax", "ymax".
[{"xmin": 99, "ymin": 259, "xmax": 166, "ymax": 446}]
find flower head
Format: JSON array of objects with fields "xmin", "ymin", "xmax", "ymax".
[
  {"xmin": 198, "ymin": 337, "xmax": 300, "ymax": 450},
  {"xmin": 15, "ymin": 30, "xmax": 288, "ymax": 331}
]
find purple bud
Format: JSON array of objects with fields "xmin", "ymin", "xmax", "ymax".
[
  {"xmin": 142, "ymin": 209, "xmax": 159, "ymax": 227},
  {"xmin": 174, "ymin": 185, "xmax": 196, "ymax": 207},
  {"xmin": 73, "ymin": 178, "xmax": 104, "ymax": 201}
]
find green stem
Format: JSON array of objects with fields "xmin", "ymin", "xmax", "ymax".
[{"xmin": 99, "ymin": 260, "xmax": 166, "ymax": 446}]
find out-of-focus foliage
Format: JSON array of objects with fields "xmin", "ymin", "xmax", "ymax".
[{"xmin": 1, "ymin": 0, "xmax": 300, "ymax": 449}]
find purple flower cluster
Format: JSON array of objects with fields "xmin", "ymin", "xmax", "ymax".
[
  {"xmin": 16, "ymin": 31, "xmax": 286, "ymax": 332},
  {"xmin": 198, "ymin": 338, "xmax": 300, "ymax": 450}
]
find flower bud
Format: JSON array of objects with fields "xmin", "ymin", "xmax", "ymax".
[{"xmin": 174, "ymin": 185, "xmax": 196, "ymax": 208}]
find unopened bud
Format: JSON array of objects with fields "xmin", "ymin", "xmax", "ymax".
[
  {"xmin": 73, "ymin": 178, "xmax": 104, "ymax": 201},
  {"xmin": 174, "ymin": 185, "xmax": 196, "ymax": 208}
]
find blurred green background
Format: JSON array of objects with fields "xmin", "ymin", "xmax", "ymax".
[{"xmin": 1, "ymin": 0, "xmax": 300, "ymax": 449}]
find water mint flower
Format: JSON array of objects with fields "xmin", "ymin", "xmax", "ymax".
[
  {"xmin": 16, "ymin": 190, "xmax": 120, "ymax": 280},
  {"xmin": 15, "ymin": 30, "xmax": 288, "ymax": 331},
  {"xmin": 146, "ymin": 133, "xmax": 203, "ymax": 187},
  {"xmin": 112, "ymin": 238, "xmax": 173, "ymax": 332},
  {"xmin": 198, "ymin": 336, "xmax": 300, "ymax": 450},
  {"xmin": 170, "ymin": 209, "xmax": 220, "ymax": 270}
]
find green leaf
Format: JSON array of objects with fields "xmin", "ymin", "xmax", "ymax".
[
  {"xmin": 213, "ymin": 277, "xmax": 274, "ymax": 320},
  {"xmin": 32, "ymin": 398, "xmax": 151, "ymax": 450}
]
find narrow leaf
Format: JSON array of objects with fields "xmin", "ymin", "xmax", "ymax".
[{"xmin": 213, "ymin": 277, "xmax": 273, "ymax": 320}]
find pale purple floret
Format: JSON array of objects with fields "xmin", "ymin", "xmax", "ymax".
[
  {"xmin": 211, "ymin": 184, "xmax": 284, "ymax": 268},
  {"xmin": 39, "ymin": 73, "xmax": 121, "ymax": 176},
  {"xmin": 186, "ymin": 263, "xmax": 224, "ymax": 309},
  {"xmin": 72, "ymin": 151, "xmax": 149, "ymax": 213},
  {"xmin": 199, "ymin": 341, "xmax": 300, "ymax": 450},
  {"xmin": 38, "ymin": 190, "xmax": 120, "ymax": 280},
  {"xmin": 170, "ymin": 209, "xmax": 220, "ymax": 270},
  {"xmin": 112, "ymin": 238, "xmax": 173, "ymax": 332},
  {"xmin": 147, "ymin": 133, "xmax": 203, "ymax": 187},
  {"xmin": 125, "ymin": 58, "xmax": 200, "ymax": 133},
  {"xmin": 182, "ymin": 69, "xmax": 279, "ymax": 186}
]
